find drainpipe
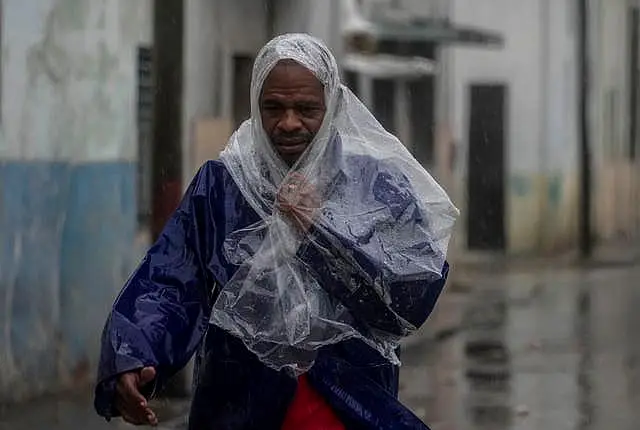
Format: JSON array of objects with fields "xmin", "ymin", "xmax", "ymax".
[
  {"xmin": 152, "ymin": 0, "xmax": 184, "ymax": 242},
  {"xmin": 539, "ymin": 0, "xmax": 550, "ymax": 252},
  {"xmin": 577, "ymin": 0, "xmax": 593, "ymax": 258},
  {"xmin": 151, "ymin": 0, "xmax": 189, "ymax": 397},
  {"xmin": 434, "ymin": 0, "xmax": 453, "ymax": 189},
  {"xmin": 266, "ymin": 0, "xmax": 276, "ymax": 37}
]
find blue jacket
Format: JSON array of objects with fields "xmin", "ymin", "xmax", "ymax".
[{"xmin": 94, "ymin": 159, "xmax": 449, "ymax": 430}]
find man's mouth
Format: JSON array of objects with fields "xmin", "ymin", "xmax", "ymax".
[{"xmin": 274, "ymin": 140, "xmax": 308, "ymax": 154}]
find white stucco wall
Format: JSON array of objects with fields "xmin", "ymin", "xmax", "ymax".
[
  {"xmin": 182, "ymin": 0, "xmax": 220, "ymax": 180},
  {"xmin": 399, "ymin": 0, "xmax": 449, "ymax": 19},
  {"xmin": 590, "ymin": 0, "xmax": 640, "ymax": 240},
  {"xmin": 447, "ymin": 0, "xmax": 580, "ymax": 253},
  {"xmin": 590, "ymin": 0, "xmax": 631, "ymax": 162},
  {"xmin": 450, "ymin": 0, "xmax": 544, "ymax": 176},
  {"xmin": 183, "ymin": 0, "xmax": 342, "ymax": 127},
  {"xmin": 0, "ymin": 0, "xmax": 152, "ymax": 401},
  {"xmin": 272, "ymin": 0, "xmax": 311, "ymax": 35},
  {"xmin": 271, "ymin": 0, "xmax": 342, "ymax": 57},
  {"xmin": 215, "ymin": 0, "xmax": 269, "ymax": 121},
  {"xmin": 0, "ymin": 0, "xmax": 152, "ymax": 162},
  {"xmin": 180, "ymin": 0, "xmax": 270, "ymax": 180}
]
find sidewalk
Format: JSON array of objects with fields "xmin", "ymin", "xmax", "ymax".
[
  {"xmin": 400, "ymin": 257, "xmax": 640, "ymax": 430},
  {"xmin": 0, "ymin": 390, "xmax": 190, "ymax": 430},
  {"xmin": 2, "ymin": 243, "xmax": 637, "ymax": 430}
]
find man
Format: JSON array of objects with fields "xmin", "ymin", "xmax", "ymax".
[{"xmin": 95, "ymin": 34, "xmax": 458, "ymax": 430}]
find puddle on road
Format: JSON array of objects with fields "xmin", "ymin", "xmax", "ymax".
[
  {"xmin": 462, "ymin": 288, "xmax": 513, "ymax": 430},
  {"xmin": 401, "ymin": 266, "xmax": 640, "ymax": 430}
]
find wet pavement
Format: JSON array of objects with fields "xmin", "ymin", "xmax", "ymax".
[
  {"xmin": 400, "ymin": 262, "xmax": 640, "ymax": 430},
  {"xmin": 0, "ymin": 391, "xmax": 190, "ymax": 430},
  {"xmin": 1, "ymin": 261, "xmax": 638, "ymax": 429}
]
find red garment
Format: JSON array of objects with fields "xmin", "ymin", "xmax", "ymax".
[{"xmin": 281, "ymin": 374, "xmax": 346, "ymax": 430}]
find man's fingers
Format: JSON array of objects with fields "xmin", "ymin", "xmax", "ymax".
[
  {"xmin": 139, "ymin": 366, "xmax": 157, "ymax": 388},
  {"xmin": 116, "ymin": 375, "xmax": 152, "ymax": 422},
  {"xmin": 286, "ymin": 172, "xmax": 307, "ymax": 184},
  {"xmin": 117, "ymin": 399, "xmax": 156, "ymax": 426},
  {"xmin": 146, "ymin": 408, "xmax": 159, "ymax": 426},
  {"xmin": 116, "ymin": 397, "xmax": 145, "ymax": 426},
  {"xmin": 278, "ymin": 176, "xmax": 320, "ymax": 232},
  {"xmin": 118, "ymin": 374, "xmax": 147, "ymax": 406},
  {"xmin": 121, "ymin": 410, "xmax": 144, "ymax": 425},
  {"xmin": 114, "ymin": 396, "xmax": 131, "ymax": 418},
  {"xmin": 121, "ymin": 410, "xmax": 156, "ymax": 427},
  {"xmin": 114, "ymin": 369, "xmax": 158, "ymax": 425}
]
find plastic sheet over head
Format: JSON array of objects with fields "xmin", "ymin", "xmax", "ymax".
[{"xmin": 210, "ymin": 33, "xmax": 459, "ymax": 375}]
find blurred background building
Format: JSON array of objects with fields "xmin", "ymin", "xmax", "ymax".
[
  {"xmin": 180, "ymin": 0, "xmax": 640, "ymax": 258},
  {"xmin": 446, "ymin": 0, "xmax": 640, "ymax": 257},
  {"xmin": 0, "ymin": 0, "xmax": 638, "ymax": 407}
]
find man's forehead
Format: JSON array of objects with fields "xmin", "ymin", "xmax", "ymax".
[
  {"xmin": 254, "ymin": 35, "xmax": 337, "ymax": 90},
  {"xmin": 267, "ymin": 60, "xmax": 318, "ymax": 80},
  {"xmin": 261, "ymin": 61, "xmax": 324, "ymax": 93},
  {"xmin": 276, "ymin": 58, "xmax": 310, "ymax": 69}
]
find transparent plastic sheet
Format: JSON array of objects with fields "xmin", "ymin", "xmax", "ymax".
[{"xmin": 210, "ymin": 34, "xmax": 459, "ymax": 374}]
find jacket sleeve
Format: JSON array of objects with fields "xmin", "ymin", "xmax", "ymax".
[
  {"xmin": 297, "ymin": 168, "xmax": 450, "ymax": 338},
  {"xmin": 94, "ymin": 165, "xmax": 215, "ymax": 419}
]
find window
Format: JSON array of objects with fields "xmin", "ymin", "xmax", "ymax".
[
  {"xmin": 232, "ymin": 55, "xmax": 254, "ymax": 129},
  {"xmin": 373, "ymin": 78, "xmax": 396, "ymax": 133},
  {"xmin": 344, "ymin": 70, "xmax": 360, "ymax": 97},
  {"xmin": 409, "ymin": 77, "xmax": 435, "ymax": 167},
  {"xmin": 136, "ymin": 46, "xmax": 154, "ymax": 227}
]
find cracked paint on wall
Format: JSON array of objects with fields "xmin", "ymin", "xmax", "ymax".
[{"xmin": 0, "ymin": 0, "xmax": 151, "ymax": 403}]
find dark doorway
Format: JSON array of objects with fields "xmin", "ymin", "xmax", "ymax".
[
  {"xmin": 467, "ymin": 84, "xmax": 507, "ymax": 251},
  {"xmin": 136, "ymin": 46, "xmax": 154, "ymax": 228},
  {"xmin": 232, "ymin": 55, "xmax": 254, "ymax": 129},
  {"xmin": 373, "ymin": 78, "xmax": 396, "ymax": 134},
  {"xmin": 409, "ymin": 76, "xmax": 435, "ymax": 168},
  {"xmin": 344, "ymin": 70, "xmax": 360, "ymax": 98}
]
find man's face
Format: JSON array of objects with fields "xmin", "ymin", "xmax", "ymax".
[{"xmin": 260, "ymin": 60, "xmax": 326, "ymax": 166}]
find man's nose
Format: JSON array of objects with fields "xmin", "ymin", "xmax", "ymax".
[{"xmin": 278, "ymin": 109, "xmax": 303, "ymax": 132}]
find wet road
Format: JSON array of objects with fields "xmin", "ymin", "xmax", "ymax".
[
  {"xmin": 1, "ymin": 262, "xmax": 638, "ymax": 429},
  {"xmin": 400, "ymin": 262, "xmax": 640, "ymax": 430},
  {"xmin": 0, "ymin": 392, "xmax": 190, "ymax": 430}
]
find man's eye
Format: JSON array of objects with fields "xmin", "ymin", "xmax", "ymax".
[
  {"xmin": 299, "ymin": 106, "xmax": 320, "ymax": 115},
  {"xmin": 263, "ymin": 106, "xmax": 284, "ymax": 115}
]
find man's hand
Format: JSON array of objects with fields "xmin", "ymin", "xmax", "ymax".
[
  {"xmin": 277, "ymin": 173, "xmax": 321, "ymax": 232},
  {"xmin": 115, "ymin": 366, "xmax": 158, "ymax": 426}
]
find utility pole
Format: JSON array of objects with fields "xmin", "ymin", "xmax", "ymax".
[
  {"xmin": 152, "ymin": 0, "xmax": 185, "ymax": 242},
  {"xmin": 577, "ymin": 0, "xmax": 593, "ymax": 259},
  {"xmin": 151, "ymin": 0, "xmax": 188, "ymax": 397}
]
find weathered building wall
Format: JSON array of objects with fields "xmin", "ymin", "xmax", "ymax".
[
  {"xmin": 398, "ymin": 0, "xmax": 449, "ymax": 19},
  {"xmin": 447, "ymin": 0, "xmax": 639, "ymax": 256},
  {"xmin": 181, "ymin": 0, "xmax": 268, "ymax": 179},
  {"xmin": 0, "ymin": 0, "xmax": 152, "ymax": 402},
  {"xmin": 273, "ymin": 0, "xmax": 343, "ymax": 55},
  {"xmin": 448, "ymin": 0, "xmax": 580, "ymax": 255},
  {"xmin": 590, "ymin": 0, "xmax": 640, "ymax": 242},
  {"xmin": 532, "ymin": 0, "xmax": 580, "ymax": 253},
  {"xmin": 182, "ymin": 0, "xmax": 219, "ymax": 180}
]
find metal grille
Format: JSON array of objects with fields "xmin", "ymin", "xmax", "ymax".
[{"xmin": 137, "ymin": 46, "xmax": 154, "ymax": 226}]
